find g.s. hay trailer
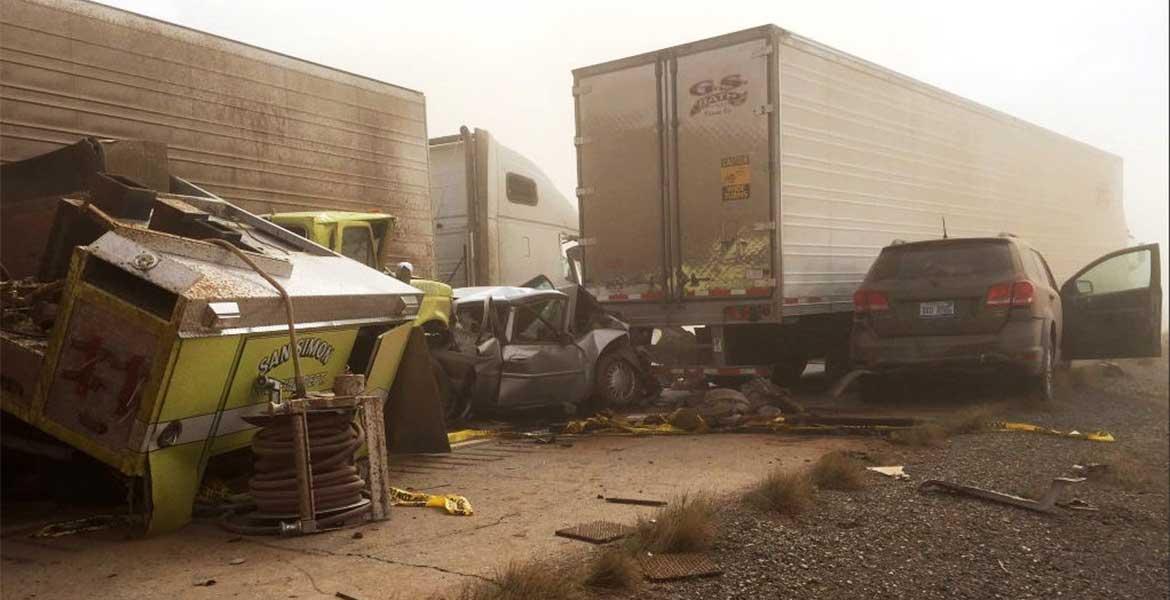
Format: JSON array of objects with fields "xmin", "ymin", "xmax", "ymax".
[
  {"xmin": 572, "ymin": 25, "xmax": 1126, "ymax": 381},
  {"xmin": 0, "ymin": 0, "xmax": 435, "ymax": 276}
]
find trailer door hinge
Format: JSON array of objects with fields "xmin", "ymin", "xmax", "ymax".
[
  {"xmin": 573, "ymin": 136, "xmax": 591, "ymax": 146},
  {"xmin": 572, "ymin": 84, "xmax": 592, "ymax": 96},
  {"xmin": 752, "ymin": 45, "xmax": 774, "ymax": 58},
  {"xmin": 753, "ymin": 104, "xmax": 775, "ymax": 115},
  {"xmin": 576, "ymin": 186, "xmax": 595, "ymax": 197}
]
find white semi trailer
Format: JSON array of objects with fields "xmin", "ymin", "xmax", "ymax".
[{"xmin": 572, "ymin": 25, "xmax": 1128, "ymax": 382}]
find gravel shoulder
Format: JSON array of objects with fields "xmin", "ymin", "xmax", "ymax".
[{"xmin": 633, "ymin": 358, "xmax": 1170, "ymax": 600}]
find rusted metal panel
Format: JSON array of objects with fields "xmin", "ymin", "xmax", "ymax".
[{"xmin": 0, "ymin": 0, "xmax": 435, "ymax": 276}]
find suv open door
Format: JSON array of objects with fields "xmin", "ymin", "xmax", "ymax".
[{"xmin": 1061, "ymin": 244, "xmax": 1162, "ymax": 360}]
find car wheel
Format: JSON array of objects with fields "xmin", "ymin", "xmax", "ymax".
[
  {"xmin": 1028, "ymin": 336, "xmax": 1056, "ymax": 402},
  {"xmin": 595, "ymin": 351, "xmax": 639, "ymax": 409}
]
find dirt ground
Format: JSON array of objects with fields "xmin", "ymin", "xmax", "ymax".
[
  {"xmin": 1, "ymin": 355, "xmax": 1165, "ymax": 599},
  {"xmin": 0, "ymin": 423, "xmax": 863, "ymax": 599}
]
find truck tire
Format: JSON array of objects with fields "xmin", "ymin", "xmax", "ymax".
[{"xmin": 594, "ymin": 350, "xmax": 639, "ymax": 410}]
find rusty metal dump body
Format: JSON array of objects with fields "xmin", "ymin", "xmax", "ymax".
[{"xmin": 0, "ymin": 140, "xmax": 424, "ymax": 534}]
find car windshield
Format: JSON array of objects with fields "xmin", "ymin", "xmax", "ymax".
[{"xmin": 868, "ymin": 241, "xmax": 1014, "ymax": 281}]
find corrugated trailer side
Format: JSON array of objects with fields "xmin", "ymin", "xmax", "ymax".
[
  {"xmin": 776, "ymin": 30, "xmax": 1126, "ymax": 314},
  {"xmin": 0, "ymin": 0, "xmax": 435, "ymax": 275}
]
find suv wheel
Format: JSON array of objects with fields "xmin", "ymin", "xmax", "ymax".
[{"xmin": 1028, "ymin": 336, "xmax": 1055, "ymax": 402}]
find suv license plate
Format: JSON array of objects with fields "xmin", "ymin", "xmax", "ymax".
[{"xmin": 919, "ymin": 301, "xmax": 955, "ymax": 318}]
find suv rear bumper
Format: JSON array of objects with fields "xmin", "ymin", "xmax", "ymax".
[{"xmin": 850, "ymin": 318, "xmax": 1046, "ymax": 376}]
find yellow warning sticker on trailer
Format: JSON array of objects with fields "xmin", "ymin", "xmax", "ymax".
[{"xmin": 721, "ymin": 154, "xmax": 751, "ymax": 201}]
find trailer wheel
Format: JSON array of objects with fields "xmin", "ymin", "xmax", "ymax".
[{"xmin": 594, "ymin": 350, "xmax": 639, "ymax": 409}]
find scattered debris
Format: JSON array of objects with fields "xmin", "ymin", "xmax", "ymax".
[
  {"xmin": 555, "ymin": 521, "xmax": 636, "ymax": 544},
  {"xmin": 34, "ymin": 515, "xmax": 121, "ymax": 538},
  {"xmin": 605, "ymin": 497, "xmax": 668, "ymax": 507},
  {"xmin": 867, "ymin": 466, "xmax": 910, "ymax": 480},
  {"xmin": 1056, "ymin": 498, "xmax": 1099, "ymax": 512},
  {"xmin": 389, "ymin": 487, "xmax": 474, "ymax": 516},
  {"xmin": 229, "ymin": 558, "xmax": 246, "ymax": 566},
  {"xmin": 1099, "ymin": 361, "xmax": 1126, "ymax": 377},
  {"xmin": 1072, "ymin": 463, "xmax": 1109, "ymax": 477},
  {"xmin": 335, "ymin": 592, "xmax": 362, "ymax": 600},
  {"xmin": 192, "ymin": 577, "xmax": 217, "ymax": 587},
  {"xmin": 918, "ymin": 476, "xmax": 1086, "ymax": 513},
  {"xmin": 997, "ymin": 421, "xmax": 1115, "ymax": 443},
  {"xmin": 739, "ymin": 377, "xmax": 804, "ymax": 413},
  {"xmin": 638, "ymin": 553, "xmax": 722, "ymax": 581}
]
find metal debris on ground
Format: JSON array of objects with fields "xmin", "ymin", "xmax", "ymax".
[
  {"xmin": 996, "ymin": 421, "xmax": 1115, "ymax": 442},
  {"xmin": 605, "ymin": 497, "xmax": 668, "ymax": 507},
  {"xmin": 554, "ymin": 521, "xmax": 635, "ymax": 544},
  {"xmin": 34, "ymin": 515, "xmax": 122, "ymax": 538},
  {"xmin": 1072, "ymin": 463, "xmax": 1110, "ymax": 477},
  {"xmin": 192, "ymin": 577, "xmax": 216, "ymax": 587},
  {"xmin": 739, "ymin": 377, "xmax": 805, "ymax": 414},
  {"xmin": 389, "ymin": 487, "xmax": 474, "ymax": 516},
  {"xmin": 918, "ymin": 476, "xmax": 1086, "ymax": 513},
  {"xmin": 867, "ymin": 466, "xmax": 910, "ymax": 480},
  {"xmin": 639, "ymin": 553, "xmax": 723, "ymax": 581}
]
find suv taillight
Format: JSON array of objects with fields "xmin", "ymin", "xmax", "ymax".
[
  {"xmin": 853, "ymin": 289, "xmax": 890, "ymax": 313},
  {"xmin": 986, "ymin": 280, "xmax": 1035, "ymax": 308}
]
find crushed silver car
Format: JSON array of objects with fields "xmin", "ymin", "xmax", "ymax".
[{"xmin": 432, "ymin": 275, "xmax": 658, "ymax": 419}]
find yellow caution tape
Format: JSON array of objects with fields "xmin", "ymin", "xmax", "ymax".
[
  {"xmin": 996, "ymin": 421, "xmax": 1115, "ymax": 443},
  {"xmin": 447, "ymin": 429, "xmax": 497, "ymax": 445},
  {"xmin": 389, "ymin": 487, "xmax": 474, "ymax": 516}
]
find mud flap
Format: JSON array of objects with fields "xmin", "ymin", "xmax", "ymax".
[{"xmin": 385, "ymin": 327, "xmax": 451, "ymax": 454}]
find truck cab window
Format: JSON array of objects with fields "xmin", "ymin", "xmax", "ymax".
[
  {"xmin": 283, "ymin": 224, "xmax": 308, "ymax": 239},
  {"xmin": 506, "ymin": 172, "xmax": 538, "ymax": 206},
  {"xmin": 341, "ymin": 225, "xmax": 376, "ymax": 268}
]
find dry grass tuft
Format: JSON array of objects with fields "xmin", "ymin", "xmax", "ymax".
[
  {"xmin": 583, "ymin": 548, "xmax": 641, "ymax": 592},
  {"xmin": 888, "ymin": 424, "xmax": 948, "ymax": 447},
  {"xmin": 445, "ymin": 561, "xmax": 581, "ymax": 600},
  {"xmin": 744, "ymin": 468, "xmax": 815, "ymax": 516},
  {"xmin": 809, "ymin": 451, "xmax": 868, "ymax": 491},
  {"xmin": 1097, "ymin": 451, "xmax": 1158, "ymax": 493},
  {"xmin": 630, "ymin": 493, "xmax": 718, "ymax": 554}
]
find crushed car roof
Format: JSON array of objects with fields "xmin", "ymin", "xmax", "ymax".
[{"xmin": 453, "ymin": 286, "xmax": 568, "ymax": 304}]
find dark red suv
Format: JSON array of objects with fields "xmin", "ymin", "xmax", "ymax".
[{"xmin": 850, "ymin": 236, "xmax": 1162, "ymax": 400}]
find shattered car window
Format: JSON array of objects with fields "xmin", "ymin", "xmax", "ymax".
[
  {"xmin": 513, "ymin": 298, "xmax": 565, "ymax": 343},
  {"xmin": 868, "ymin": 240, "xmax": 1014, "ymax": 281}
]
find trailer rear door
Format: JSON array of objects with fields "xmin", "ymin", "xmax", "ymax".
[
  {"xmin": 575, "ymin": 62, "xmax": 666, "ymax": 302},
  {"xmin": 673, "ymin": 39, "xmax": 775, "ymax": 299}
]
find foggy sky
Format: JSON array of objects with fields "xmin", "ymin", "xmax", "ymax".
[{"xmin": 101, "ymin": 0, "xmax": 1170, "ymax": 309}]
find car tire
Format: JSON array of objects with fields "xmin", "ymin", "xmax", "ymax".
[
  {"xmin": 1027, "ymin": 334, "xmax": 1056, "ymax": 402},
  {"xmin": 594, "ymin": 350, "xmax": 639, "ymax": 410}
]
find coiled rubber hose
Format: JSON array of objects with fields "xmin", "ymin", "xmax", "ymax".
[{"xmin": 248, "ymin": 412, "xmax": 368, "ymax": 517}]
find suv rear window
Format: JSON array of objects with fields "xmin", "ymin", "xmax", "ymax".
[{"xmin": 868, "ymin": 241, "xmax": 1014, "ymax": 282}]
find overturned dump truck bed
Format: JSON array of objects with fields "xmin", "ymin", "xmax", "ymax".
[{"xmin": 0, "ymin": 139, "xmax": 430, "ymax": 534}]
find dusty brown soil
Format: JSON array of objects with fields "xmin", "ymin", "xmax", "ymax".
[{"xmin": 632, "ymin": 357, "xmax": 1170, "ymax": 599}]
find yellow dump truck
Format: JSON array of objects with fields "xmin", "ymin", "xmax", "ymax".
[
  {"xmin": 266, "ymin": 212, "xmax": 454, "ymax": 349},
  {"xmin": 0, "ymin": 140, "xmax": 446, "ymax": 535}
]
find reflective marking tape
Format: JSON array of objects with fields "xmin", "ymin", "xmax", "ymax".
[
  {"xmin": 592, "ymin": 290, "xmax": 666, "ymax": 302},
  {"xmin": 658, "ymin": 366, "xmax": 770, "ymax": 376},
  {"xmin": 783, "ymin": 296, "xmax": 828, "ymax": 305},
  {"xmin": 685, "ymin": 287, "xmax": 772, "ymax": 298},
  {"xmin": 141, "ymin": 402, "xmax": 269, "ymax": 452}
]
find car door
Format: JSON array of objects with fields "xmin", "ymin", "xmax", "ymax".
[
  {"xmin": 498, "ymin": 295, "xmax": 590, "ymax": 409},
  {"xmin": 1061, "ymin": 244, "xmax": 1162, "ymax": 360}
]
